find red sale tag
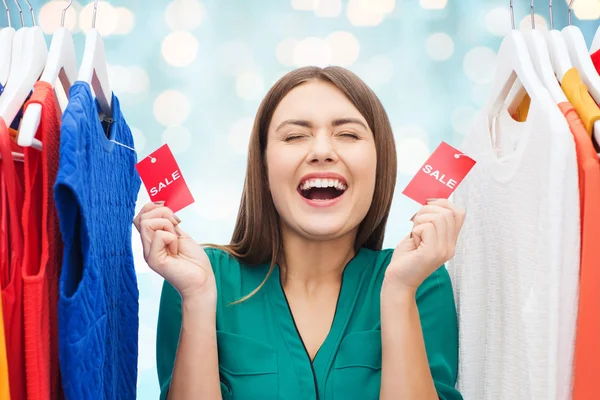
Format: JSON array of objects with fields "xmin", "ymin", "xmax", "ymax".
[
  {"xmin": 402, "ymin": 141, "xmax": 476, "ymax": 205},
  {"xmin": 135, "ymin": 144, "xmax": 195, "ymax": 213}
]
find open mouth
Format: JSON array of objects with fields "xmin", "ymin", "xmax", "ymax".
[{"xmin": 298, "ymin": 178, "xmax": 347, "ymax": 201}]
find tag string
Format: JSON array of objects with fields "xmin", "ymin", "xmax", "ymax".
[
  {"xmin": 110, "ymin": 140, "xmax": 157, "ymax": 163},
  {"xmin": 454, "ymin": 153, "xmax": 469, "ymax": 159}
]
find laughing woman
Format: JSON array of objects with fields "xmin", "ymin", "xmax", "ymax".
[{"xmin": 135, "ymin": 66, "xmax": 465, "ymax": 400}]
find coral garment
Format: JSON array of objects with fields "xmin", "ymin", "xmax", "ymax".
[
  {"xmin": 0, "ymin": 117, "xmax": 25, "ymax": 400},
  {"xmin": 559, "ymin": 102, "xmax": 600, "ymax": 399},
  {"xmin": 21, "ymin": 81, "xmax": 64, "ymax": 400}
]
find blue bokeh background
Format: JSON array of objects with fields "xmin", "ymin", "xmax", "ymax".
[{"xmin": 8, "ymin": 0, "xmax": 600, "ymax": 397}]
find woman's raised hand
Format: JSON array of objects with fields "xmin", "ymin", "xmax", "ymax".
[{"xmin": 134, "ymin": 202, "xmax": 216, "ymax": 301}]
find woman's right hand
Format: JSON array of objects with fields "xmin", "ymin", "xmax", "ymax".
[{"xmin": 134, "ymin": 202, "xmax": 216, "ymax": 302}]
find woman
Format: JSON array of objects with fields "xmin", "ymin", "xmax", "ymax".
[{"xmin": 135, "ymin": 66, "xmax": 465, "ymax": 400}]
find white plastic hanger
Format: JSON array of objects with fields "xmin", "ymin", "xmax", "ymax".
[
  {"xmin": 562, "ymin": 1, "xmax": 600, "ymax": 101},
  {"xmin": 487, "ymin": 0, "xmax": 548, "ymax": 120},
  {"xmin": 545, "ymin": 0, "xmax": 572, "ymax": 82},
  {"xmin": 562, "ymin": 0, "xmax": 600, "ymax": 146},
  {"xmin": 0, "ymin": 0, "xmax": 14, "ymax": 87},
  {"xmin": 524, "ymin": 0, "xmax": 567, "ymax": 104},
  {"xmin": 78, "ymin": 0, "xmax": 112, "ymax": 118},
  {"xmin": 592, "ymin": 24, "xmax": 600, "ymax": 54},
  {"xmin": 5, "ymin": 0, "xmax": 28, "ymax": 91},
  {"xmin": 19, "ymin": 0, "xmax": 76, "ymax": 148},
  {"xmin": 0, "ymin": 0, "xmax": 47, "ymax": 148}
]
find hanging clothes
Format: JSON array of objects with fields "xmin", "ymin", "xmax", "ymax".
[
  {"xmin": 0, "ymin": 117, "xmax": 26, "ymax": 400},
  {"xmin": 21, "ymin": 81, "xmax": 64, "ymax": 400},
  {"xmin": 561, "ymin": 68, "xmax": 600, "ymax": 134},
  {"xmin": 54, "ymin": 81, "xmax": 141, "ymax": 400},
  {"xmin": 447, "ymin": 93, "xmax": 580, "ymax": 399}
]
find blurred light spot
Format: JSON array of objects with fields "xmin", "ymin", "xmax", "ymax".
[
  {"xmin": 113, "ymin": 7, "xmax": 135, "ymax": 35},
  {"xmin": 426, "ymin": 32, "xmax": 454, "ymax": 61},
  {"xmin": 162, "ymin": 31, "xmax": 199, "ymax": 67},
  {"xmin": 153, "ymin": 90, "xmax": 191, "ymax": 127},
  {"xmin": 130, "ymin": 127, "xmax": 146, "ymax": 153},
  {"xmin": 363, "ymin": 55, "xmax": 394, "ymax": 86},
  {"xmin": 355, "ymin": 0, "xmax": 395, "ymax": 15},
  {"xmin": 519, "ymin": 14, "xmax": 548, "ymax": 31},
  {"xmin": 571, "ymin": 0, "xmax": 600, "ymax": 20},
  {"xmin": 165, "ymin": 0, "xmax": 206, "ymax": 32},
  {"xmin": 326, "ymin": 31, "xmax": 360, "ymax": 66},
  {"xmin": 396, "ymin": 136, "xmax": 431, "ymax": 174},
  {"xmin": 192, "ymin": 180, "xmax": 242, "ymax": 220},
  {"xmin": 218, "ymin": 41, "xmax": 255, "ymax": 76},
  {"xmin": 485, "ymin": 7, "xmax": 511, "ymax": 36},
  {"xmin": 398, "ymin": 72, "xmax": 431, "ymax": 104},
  {"xmin": 276, "ymin": 38, "xmax": 299, "ymax": 67},
  {"xmin": 127, "ymin": 66, "xmax": 150, "ymax": 94},
  {"xmin": 107, "ymin": 65, "xmax": 149, "ymax": 95},
  {"xmin": 293, "ymin": 37, "xmax": 331, "ymax": 67},
  {"xmin": 39, "ymin": 0, "xmax": 78, "ymax": 34},
  {"xmin": 162, "ymin": 126, "xmax": 192, "ymax": 154},
  {"xmin": 347, "ymin": 0, "xmax": 385, "ymax": 26},
  {"xmin": 228, "ymin": 118, "xmax": 255, "ymax": 154},
  {"xmin": 79, "ymin": 1, "xmax": 117, "ymax": 35},
  {"xmin": 291, "ymin": 0, "xmax": 317, "ymax": 10},
  {"xmin": 315, "ymin": 0, "xmax": 342, "ymax": 18},
  {"xmin": 452, "ymin": 106, "xmax": 477, "ymax": 135},
  {"xmin": 463, "ymin": 46, "xmax": 496, "ymax": 84},
  {"xmin": 472, "ymin": 82, "xmax": 491, "ymax": 105},
  {"xmin": 236, "ymin": 71, "xmax": 265, "ymax": 100},
  {"xmin": 419, "ymin": 0, "xmax": 447, "ymax": 9}
]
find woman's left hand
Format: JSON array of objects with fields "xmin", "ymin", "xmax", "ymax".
[{"xmin": 385, "ymin": 199, "xmax": 466, "ymax": 293}]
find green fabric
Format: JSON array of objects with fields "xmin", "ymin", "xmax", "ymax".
[{"xmin": 156, "ymin": 247, "xmax": 462, "ymax": 400}]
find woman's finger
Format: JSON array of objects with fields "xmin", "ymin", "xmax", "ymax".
[
  {"xmin": 133, "ymin": 201, "xmax": 165, "ymax": 231},
  {"xmin": 139, "ymin": 206, "xmax": 180, "ymax": 229},
  {"xmin": 140, "ymin": 218, "xmax": 178, "ymax": 258},
  {"xmin": 412, "ymin": 222, "xmax": 437, "ymax": 251},
  {"xmin": 147, "ymin": 230, "xmax": 179, "ymax": 268}
]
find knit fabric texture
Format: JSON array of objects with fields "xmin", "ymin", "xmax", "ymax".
[{"xmin": 54, "ymin": 81, "xmax": 141, "ymax": 400}]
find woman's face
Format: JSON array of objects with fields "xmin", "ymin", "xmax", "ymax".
[{"xmin": 265, "ymin": 80, "xmax": 377, "ymax": 241}]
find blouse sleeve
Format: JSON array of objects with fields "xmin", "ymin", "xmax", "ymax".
[
  {"xmin": 416, "ymin": 265, "xmax": 463, "ymax": 400},
  {"xmin": 156, "ymin": 280, "xmax": 182, "ymax": 400}
]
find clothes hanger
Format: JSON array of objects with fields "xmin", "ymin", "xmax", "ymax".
[
  {"xmin": 0, "ymin": 0, "xmax": 47, "ymax": 138},
  {"xmin": 591, "ymin": 24, "xmax": 600, "ymax": 54},
  {"xmin": 523, "ymin": 0, "xmax": 567, "ymax": 104},
  {"xmin": 6, "ymin": 0, "xmax": 28, "ymax": 91},
  {"xmin": 545, "ymin": 0, "xmax": 573, "ymax": 82},
  {"xmin": 487, "ymin": 0, "xmax": 548, "ymax": 120},
  {"xmin": 78, "ymin": 0, "xmax": 112, "ymax": 118},
  {"xmin": 562, "ymin": 0, "xmax": 600, "ymax": 101},
  {"xmin": 19, "ymin": 0, "xmax": 76, "ymax": 149},
  {"xmin": 0, "ymin": 0, "xmax": 14, "ymax": 88},
  {"xmin": 562, "ymin": 0, "xmax": 600, "ymax": 146}
]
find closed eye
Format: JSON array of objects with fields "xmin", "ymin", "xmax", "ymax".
[
  {"xmin": 283, "ymin": 134, "xmax": 305, "ymax": 142},
  {"xmin": 339, "ymin": 132, "xmax": 359, "ymax": 139}
]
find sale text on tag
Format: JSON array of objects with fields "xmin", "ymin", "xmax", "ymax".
[
  {"xmin": 402, "ymin": 141, "xmax": 476, "ymax": 205},
  {"xmin": 135, "ymin": 144, "xmax": 195, "ymax": 213}
]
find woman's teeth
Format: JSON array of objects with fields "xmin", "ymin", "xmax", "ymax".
[{"xmin": 299, "ymin": 178, "xmax": 347, "ymax": 191}]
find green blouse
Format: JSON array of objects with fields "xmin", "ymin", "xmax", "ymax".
[{"xmin": 156, "ymin": 247, "xmax": 462, "ymax": 400}]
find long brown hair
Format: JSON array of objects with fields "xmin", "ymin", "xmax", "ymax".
[{"xmin": 210, "ymin": 66, "xmax": 397, "ymax": 302}]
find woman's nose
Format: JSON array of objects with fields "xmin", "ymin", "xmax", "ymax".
[{"xmin": 307, "ymin": 134, "xmax": 338, "ymax": 164}]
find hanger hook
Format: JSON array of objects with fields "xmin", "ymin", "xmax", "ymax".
[
  {"xmin": 568, "ymin": 0, "xmax": 574, "ymax": 26},
  {"xmin": 12, "ymin": 0, "xmax": 23, "ymax": 27},
  {"xmin": 531, "ymin": 0, "xmax": 535, "ymax": 29},
  {"xmin": 549, "ymin": 0, "xmax": 554, "ymax": 30},
  {"xmin": 509, "ymin": 0, "xmax": 515, "ymax": 30},
  {"xmin": 92, "ymin": 0, "xmax": 99, "ymax": 29},
  {"xmin": 2, "ymin": 0, "xmax": 10, "ymax": 28},
  {"xmin": 22, "ymin": 0, "xmax": 34, "ymax": 26},
  {"xmin": 61, "ymin": 0, "xmax": 72, "ymax": 28}
]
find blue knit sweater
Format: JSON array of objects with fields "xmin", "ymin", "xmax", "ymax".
[{"xmin": 54, "ymin": 81, "xmax": 141, "ymax": 400}]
